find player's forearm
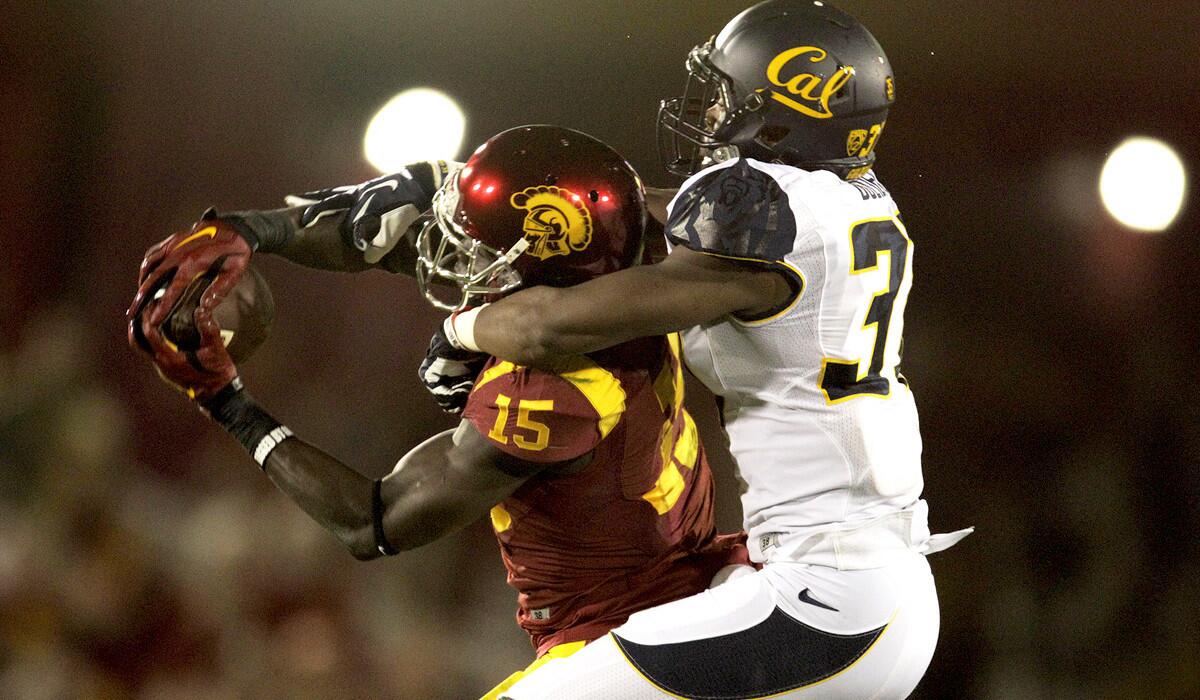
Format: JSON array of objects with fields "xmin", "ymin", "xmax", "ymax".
[
  {"xmin": 473, "ymin": 276, "xmax": 682, "ymax": 366},
  {"xmin": 261, "ymin": 430, "xmax": 490, "ymax": 559},
  {"xmin": 225, "ymin": 206, "xmax": 377, "ymax": 272},
  {"xmin": 472, "ymin": 252, "xmax": 780, "ymax": 365},
  {"xmin": 224, "ymin": 205, "xmax": 421, "ymax": 275},
  {"xmin": 205, "ymin": 385, "xmax": 510, "ymax": 559},
  {"xmin": 197, "ymin": 383, "xmax": 381, "ymax": 559},
  {"xmin": 263, "ymin": 426, "xmax": 523, "ymax": 562},
  {"xmin": 473, "ymin": 285, "xmax": 649, "ymax": 366},
  {"xmin": 265, "ymin": 207, "xmax": 376, "ymax": 272},
  {"xmin": 262, "ymin": 438, "xmax": 381, "ymax": 560}
]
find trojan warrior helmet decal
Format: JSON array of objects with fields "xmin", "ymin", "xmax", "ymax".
[
  {"xmin": 509, "ymin": 186, "xmax": 593, "ymax": 260},
  {"xmin": 415, "ymin": 124, "xmax": 645, "ymax": 311}
]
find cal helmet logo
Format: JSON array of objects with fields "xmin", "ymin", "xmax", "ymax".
[
  {"xmin": 847, "ymin": 130, "xmax": 868, "ymax": 156},
  {"xmin": 765, "ymin": 46, "xmax": 854, "ymax": 119},
  {"xmin": 509, "ymin": 186, "xmax": 593, "ymax": 260}
]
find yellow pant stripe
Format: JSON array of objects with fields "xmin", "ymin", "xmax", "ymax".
[{"xmin": 480, "ymin": 640, "xmax": 587, "ymax": 700}]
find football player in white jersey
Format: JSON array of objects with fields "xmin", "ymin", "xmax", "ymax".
[{"xmin": 425, "ymin": 1, "xmax": 971, "ymax": 697}]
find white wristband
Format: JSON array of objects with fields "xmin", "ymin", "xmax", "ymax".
[
  {"xmin": 446, "ymin": 305, "xmax": 487, "ymax": 352},
  {"xmin": 253, "ymin": 426, "xmax": 294, "ymax": 466}
]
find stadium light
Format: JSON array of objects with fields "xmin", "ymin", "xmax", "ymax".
[
  {"xmin": 363, "ymin": 88, "xmax": 466, "ymax": 173},
  {"xmin": 1099, "ymin": 136, "xmax": 1187, "ymax": 233}
]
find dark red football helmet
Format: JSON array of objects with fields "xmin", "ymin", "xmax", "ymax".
[{"xmin": 416, "ymin": 125, "xmax": 647, "ymax": 311}]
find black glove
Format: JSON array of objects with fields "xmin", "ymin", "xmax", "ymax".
[
  {"xmin": 419, "ymin": 320, "xmax": 488, "ymax": 415},
  {"xmin": 285, "ymin": 161, "xmax": 459, "ymax": 264}
]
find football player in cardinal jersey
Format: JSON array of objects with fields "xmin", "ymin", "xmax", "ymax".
[{"xmin": 128, "ymin": 125, "xmax": 746, "ymax": 698}]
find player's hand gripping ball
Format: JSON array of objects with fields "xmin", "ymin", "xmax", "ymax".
[
  {"xmin": 160, "ymin": 265, "xmax": 274, "ymax": 363},
  {"xmin": 127, "ymin": 212, "xmax": 269, "ymax": 402},
  {"xmin": 128, "ymin": 210, "xmax": 255, "ymax": 326}
]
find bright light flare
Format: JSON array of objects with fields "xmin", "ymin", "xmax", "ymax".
[
  {"xmin": 1099, "ymin": 136, "xmax": 1186, "ymax": 233},
  {"xmin": 363, "ymin": 88, "xmax": 466, "ymax": 173}
]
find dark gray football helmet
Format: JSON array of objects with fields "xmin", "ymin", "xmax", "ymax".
[{"xmin": 658, "ymin": 0, "xmax": 895, "ymax": 179}]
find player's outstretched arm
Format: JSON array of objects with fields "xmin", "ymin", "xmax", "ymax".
[
  {"xmin": 129, "ymin": 259, "xmax": 559, "ymax": 562},
  {"xmin": 136, "ymin": 160, "xmax": 456, "ymax": 287},
  {"xmin": 224, "ymin": 205, "xmax": 377, "ymax": 272},
  {"xmin": 228, "ymin": 204, "xmax": 420, "ymax": 274},
  {"xmin": 258, "ymin": 420, "xmax": 558, "ymax": 560},
  {"xmin": 460, "ymin": 245, "xmax": 793, "ymax": 366},
  {"xmin": 268, "ymin": 160, "xmax": 459, "ymax": 273}
]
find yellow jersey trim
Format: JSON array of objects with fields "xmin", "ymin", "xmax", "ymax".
[
  {"xmin": 652, "ymin": 352, "xmax": 676, "ymax": 416},
  {"xmin": 549, "ymin": 356, "xmax": 628, "ymax": 440},
  {"xmin": 642, "ymin": 411, "xmax": 699, "ymax": 514},
  {"xmin": 474, "ymin": 360, "xmax": 518, "ymax": 392},
  {"xmin": 489, "ymin": 504, "xmax": 512, "ymax": 533}
]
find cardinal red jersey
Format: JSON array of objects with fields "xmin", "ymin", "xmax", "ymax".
[{"xmin": 463, "ymin": 333, "xmax": 747, "ymax": 656}]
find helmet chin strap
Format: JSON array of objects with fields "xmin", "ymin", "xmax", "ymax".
[
  {"xmin": 701, "ymin": 145, "xmax": 740, "ymax": 167},
  {"xmin": 501, "ymin": 237, "xmax": 530, "ymax": 264},
  {"xmin": 456, "ymin": 236, "xmax": 531, "ymax": 310}
]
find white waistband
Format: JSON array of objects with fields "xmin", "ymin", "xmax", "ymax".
[{"xmin": 753, "ymin": 500, "xmax": 973, "ymax": 570}]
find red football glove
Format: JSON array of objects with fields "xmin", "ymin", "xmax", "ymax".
[
  {"xmin": 127, "ymin": 213, "xmax": 252, "ymax": 402},
  {"xmin": 127, "ymin": 211, "xmax": 254, "ymax": 329},
  {"xmin": 135, "ymin": 285, "xmax": 240, "ymax": 402}
]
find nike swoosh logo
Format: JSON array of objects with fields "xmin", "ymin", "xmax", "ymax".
[
  {"xmin": 354, "ymin": 179, "xmax": 400, "ymax": 225},
  {"xmin": 172, "ymin": 225, "xmax": 217, "ymax": 251},
  {"xmin": 364, "ymin": 179, "xmax": 399, "ymax": 193},
  {"xmin": 354, "ymin": 193, "xmax": 377, "ymax": 224},
  {"xmin": 798, "ymin": 588, "xmax": 839, "ymax": 612}
]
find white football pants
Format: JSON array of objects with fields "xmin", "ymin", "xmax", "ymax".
[{"xmin": 500, "ymin": 552, "xmax": 940, "ymax": 699}]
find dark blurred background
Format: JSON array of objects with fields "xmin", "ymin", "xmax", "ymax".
[{"xmin": 2, "ymin": 2, "xmax": 1198, "ymax": 698}]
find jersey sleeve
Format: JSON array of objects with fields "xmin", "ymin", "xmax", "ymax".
[
  {"xmin": 664, "ymin": 159, "xmax": 799, "ymax": 263},
  {"xmin": 462, "ymin": 359, "xmax": 626, "ymax": 464}
]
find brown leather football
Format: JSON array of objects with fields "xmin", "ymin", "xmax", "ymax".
[{"xmin": 162, "ymin": 265, "xmax": 274, "ymax": 363}]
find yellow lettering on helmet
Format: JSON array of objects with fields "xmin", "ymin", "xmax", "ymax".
[{"xmin": 765, "ymin": 46, "xmax": 854, "ymax": 119}]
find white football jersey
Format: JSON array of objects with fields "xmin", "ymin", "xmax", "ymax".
[{"xmin": 665, "ymin": 157, "xmax": 951, "ymax": 568}]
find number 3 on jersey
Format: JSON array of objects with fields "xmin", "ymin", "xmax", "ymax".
[
  {"xmin": 489, "ymin": 394, "xmax": 554, "ymax": 451},
  {"xmin": 820, "ymin": 215, "xmax": 912, "ymax": 403}
]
